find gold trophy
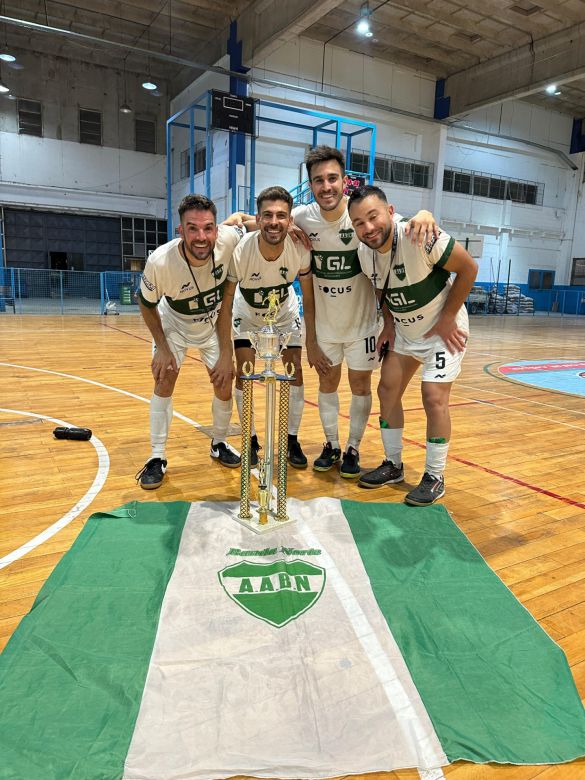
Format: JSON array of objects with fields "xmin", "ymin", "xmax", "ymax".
[{"xmin": 237, "ymin": 291, "xmax": 296, "ymax": 533}]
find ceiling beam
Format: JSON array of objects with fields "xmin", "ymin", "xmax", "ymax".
[
  {"xmin": 441, "ymin": 22, "xmax": 585, "ymax": 118},
  {"xmin": 236, "ymin": 0, "xmax": 347, "ymax": 65}
]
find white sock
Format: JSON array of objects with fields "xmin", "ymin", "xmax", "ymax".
[
  {"xmin": 318, "ymin": 391, "xmax": 340, "ymax": 448},
  {"xmin": 425, "ymin": 441, "xmax": 449, "ymax": 478},
  {"xmin": 288, "ymin": 385, "xmax": 304, "ymax": 435},
  {"xmin": 235, "ymin": 387, "xmax": 256, "ymax": 436},
  {"xmin": 347, "ymin": 393, "xmax": 372, "ymax": 451},
  {"xmin": 150, "ymin": 394, "xmax": 173, "ymax": 459},
  {"xmin": 211, "ymin": 396, "xmax": 232, "ymax": 445},
  {"xmin": 381, "ymin": 426, "xmax": 403, "ymax": 466}
]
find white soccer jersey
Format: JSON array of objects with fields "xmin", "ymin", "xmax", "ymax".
[
  {"xmin": 139, "ymin": 225, "xmax": 243, "ymax": 347},
  {"xmin": 228, "ymin": 232, "xmax": 310, "ymax": 329},
  {"xmin": 358, "ymin": 221, "xmax": 469, "ymax": 340},
  {"xmin": 293, "ymin": 201, "xmax": 384, "ymax": 343}
]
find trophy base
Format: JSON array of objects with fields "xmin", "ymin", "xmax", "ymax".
[{"xmin": 234, "ymin": 510, "xmax": 296, "ymax": 535}]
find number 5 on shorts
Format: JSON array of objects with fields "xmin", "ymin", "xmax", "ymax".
[{"xmin": 435, "ymin": 351, "xmax": 446, "ymax": 370}]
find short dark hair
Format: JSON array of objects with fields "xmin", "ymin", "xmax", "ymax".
[
  {"xmin": 347, "ymin": 184, "xmax": 388, "ymax": 214},
  {"xmin": 304, "ymin": 145, "xmax": 345, "ymax": 180},
  {"xmin": 178, "ymin": 194, "xmax": 217, "ymax": 221},
  {"xmin": 256, "ymin": 186, "xmax": 293, "ymax": 214}
]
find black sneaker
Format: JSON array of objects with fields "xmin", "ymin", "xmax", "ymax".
[
  {"xmin": 340, "ymin": 446, "xmax": 361, "ymax": 479},
  {"xmin": 313, "ymin": 442, "xmax": 341, "ymax": 472},
  {"xmin": 358, "ymin": 460, "xmax": 404, "ymax": 489},
  {"xmin": 405, "ymin": 472, "xmax": 445, "ymax": 506},
  {"xmin": 210, "ymin": 441, "xmax": 241, "ymax": 468},
  {"xmin": 135, "ymin": 458, "xmax": 167, "ymax": 490},
  {"xmin": 287, "ymin": 435, "xmax": 308, "ymax": 469},
  {"xmin": 250, "ymin": 434, "xmax": 261, "ymax": 467}
]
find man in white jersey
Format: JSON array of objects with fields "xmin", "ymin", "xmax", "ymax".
[
  {"xmin": 292, "ymin": 145, "xmax": 438, "ymax": 479},
  {"xmin": 348, "ymin": 184, "xmax": 477, "ymax": 505},
  {"xmin": 136, "ymin": 194, "xmax": 244, "ymax": 489},
  {"xmin": 222, "ymin": 186, "xmax": 321, "ymax": 469}
]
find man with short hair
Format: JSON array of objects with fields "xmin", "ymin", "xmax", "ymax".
[
  {"xmin": 348, "ymin": 184, "xmax": 478, "ymax": 505},
  {"xmin": 221, "ymin": 186, "xmax": 320, "ymax": 469},
  {"xmin": 292, "ymin": 145, "xmax": 437, "ymax": 479},
  {"xmin": 136, "ymin": 194, "xmax": 244, "ymax": 489}
]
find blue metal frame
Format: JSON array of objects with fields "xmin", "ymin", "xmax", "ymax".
[{"xmin": 167, "ymin": 95, "xmax": 376, "ymax": 235}]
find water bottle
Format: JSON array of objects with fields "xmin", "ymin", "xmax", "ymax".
[{"xmin": 53, "ymin": 427, "xmax": 92, "ymax": 441}]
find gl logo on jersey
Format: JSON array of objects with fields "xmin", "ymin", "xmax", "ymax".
[
  {"xmin": 327, "ymin": 256, "xmax": 353, "ymax": 272},
  {"xmin": 394, "ymin": 263, "xmax": 406, "ymax": 281},
  {"xmin": 190, "ymin": 288, "xmax": 222, "ymax": 310},
  {"xmin": 212, "ymin": 263, "xmax": 224, "ymax": 279},
  {"xmin": 279, "ymin": 266, "xmax": 288, "ymax": 280},
  {"xmin": 388, "ymin": 291, "xmax": 416, "ymax": 308},
  {"xmin": 339, "ymin": 228, "xmax": 354, "ymax": 246}
]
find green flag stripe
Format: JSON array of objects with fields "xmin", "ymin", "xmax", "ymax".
[
  {"xmin": 0, "ymin": 500, "xmax": 190, "ymax": 780},
  {"xmin": 341, "ymin": 499, "xmax": 585, "ymax": 765}
]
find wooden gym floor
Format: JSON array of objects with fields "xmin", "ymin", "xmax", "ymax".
[{"xmin": 1, "ymin": 313, "xmax": 584, "ymax": 780}]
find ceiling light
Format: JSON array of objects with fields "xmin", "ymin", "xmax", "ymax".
[
  {"xmin": 142, "ymin": 81, "xmax": 157, "ymax": 91},
  {"xmin": 554, "ymin": 90, "xmax": 562, "ymax": 96},
  {"xmin": 0, "ymin": 82, "xmax": 9, "ymax": 94},
  {"xmin": 545, "ymin": 84, "xmax": 557, "ymax": 94},
  {"xmin": 0, "ymin": 53, "xmax": 15, "ymax": 62},
  {"xmin": 357, "ymin": 2, "xmax": 372, "ymax": 36},
  {"xmin": 119, "ymin": 102, "xmax": 132, "ymax": 114}
]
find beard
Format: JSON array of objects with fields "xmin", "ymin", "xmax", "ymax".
[{"xmin": 362, "ymin": 223, "xmax": 392, "ymax": 250}]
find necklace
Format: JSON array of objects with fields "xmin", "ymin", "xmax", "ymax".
[
  {"xmin": 372, "ymin": 226, "xmax": 398, "ymax": 319},
  {"xmin": 179, "ymin": 241, "xmax": 217, "ymax": 317}
]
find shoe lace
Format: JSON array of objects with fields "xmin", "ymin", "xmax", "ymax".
[{"xmin": 135, "ymin": 458, "xmax": 162, "ymax": 481}]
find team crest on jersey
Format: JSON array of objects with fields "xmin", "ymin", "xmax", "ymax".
[
  {"xmin": 218, "ymin": 559, "xmax": 326, "ymax": 628},
  {"xmin": 394, "ymin": 263, "xmax": 406, "ymax": 281},
  {"xmin": 279, "ymin": 266, "xmax": 288, "ymax": 279},
  {"xmin": 339, "ymin": 228, "xmax": 354, "ymax": 246},
  {"xmin": 212, "ymin": 263, "xmax": 224, "ymax": 279},
  {"xmin": 234, "ymin": 317, "xmax": 241, "ymax": 328}
]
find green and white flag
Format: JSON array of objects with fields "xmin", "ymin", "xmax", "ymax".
[{"xmin": 1, "ymin": 498, "xmax": 584, "ymax": 779}]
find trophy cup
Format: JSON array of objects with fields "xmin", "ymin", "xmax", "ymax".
[{"xmin": 237, "ymin": 291, "xmax": 296, "ymax": 533}]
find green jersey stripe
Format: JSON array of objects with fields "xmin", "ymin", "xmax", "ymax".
[{"xmin": 436, "ymin": 236, "xmax": 455, "ymax": 268}]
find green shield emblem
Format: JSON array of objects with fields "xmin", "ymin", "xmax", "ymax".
[
  {"xmin": 219, "ymin": 558, "xmax": 326, "ymax": 628},
  {"xmin": 339, "ymin": 228, "xmax": 354, "ymax": 246},
  {"xmin": 394, "ymin": 263, "xmax": 406, "ymax": 281}
]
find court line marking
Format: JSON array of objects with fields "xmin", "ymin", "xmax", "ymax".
[
  {"xmin": 0, "ymin": 408, "xmax": 109, "ymax": 570},
  {"xmin": 0, "ymin": 362, "xmax": 206, "ymax": 431},
  {"xmin": 455, "ymin": 381, "xmax": 585, "ymax": 417}
]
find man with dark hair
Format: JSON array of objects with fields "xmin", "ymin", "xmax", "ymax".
[
  {"xmin": 348, "ymin": 184, "xmax": 478, "ymax": 505},
  {"xmin": 135, "ymin": 194, "xmax": 245, "ymax": 489},
  {"xmin": 221, "ymin": 185, "xmax": 321, "ymax": 469},
  {"xmin": 292, "ymin": 145, "xmax": 437, "ymax": 479}
]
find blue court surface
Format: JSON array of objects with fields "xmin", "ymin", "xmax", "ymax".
[{"xmin": 496, "ymin": 359, "xmax": 585, "ymax": 397}]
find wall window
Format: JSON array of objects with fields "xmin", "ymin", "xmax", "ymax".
[
  {"xmin": 135, "ymin": 119, "xmax": 156, "ymax": 153},
  {"xmin": 18, "ymin": 99, "xmax": 42, "ymax": 136},
  {"xmin": 528, "ymin": 269, "xmax": 555, "ymax": 289},
  {"xmin": 79, "ymin": 109, "xmax": 102, "ymax": 145},
  {"xmin": 570, "ymin": 258, "xmax": 585, "ymax": 286},
  {"xmin": 122, "ymin": 217, "xmax": 167, "ymax": 260},
  {"xmin": 179, "ymin": 144, "xmax": 207, "ymax": 180},
  {"xmin": 443, "ymin": 166, "xmax": 543, "ymax": 205},
  {"xmin": 349, "ymin": 150, "xmax": 433, "ymax": 189}
]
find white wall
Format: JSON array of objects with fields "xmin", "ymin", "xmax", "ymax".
[
  {"xmin": 0, "ymin": 52, "xmax": 168, "ymax": 219},
  {"xmin": 164, "ymin": 34, "xmax": 583, "ymax": 286}
]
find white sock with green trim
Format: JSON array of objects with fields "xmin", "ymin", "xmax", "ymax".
[
  {"xmin": 425, "ymin": 440, "xmax": 449, "ymax": 479},
  {"xmin": 211, "ymin": 396, "xmax": 232, "ymax": 446},
  {"xmin": 381, "ymin": 425, "xmax": 403, "ymax": 467}
]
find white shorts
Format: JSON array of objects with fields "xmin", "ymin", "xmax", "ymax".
[
  {"xmin": 154, "ymin": 327, "xmax": 220, "ymax": 370},
  {"xmin": 320, "ymin": 326, "xmax": 380, "ymax": 372},
  {"xmin": 233, "ymin": 311, "xmax": 303, "ymax": 349},
  {"xmin": 393, "ymin": 330, "xmax": 467, "ymax": 383}
]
